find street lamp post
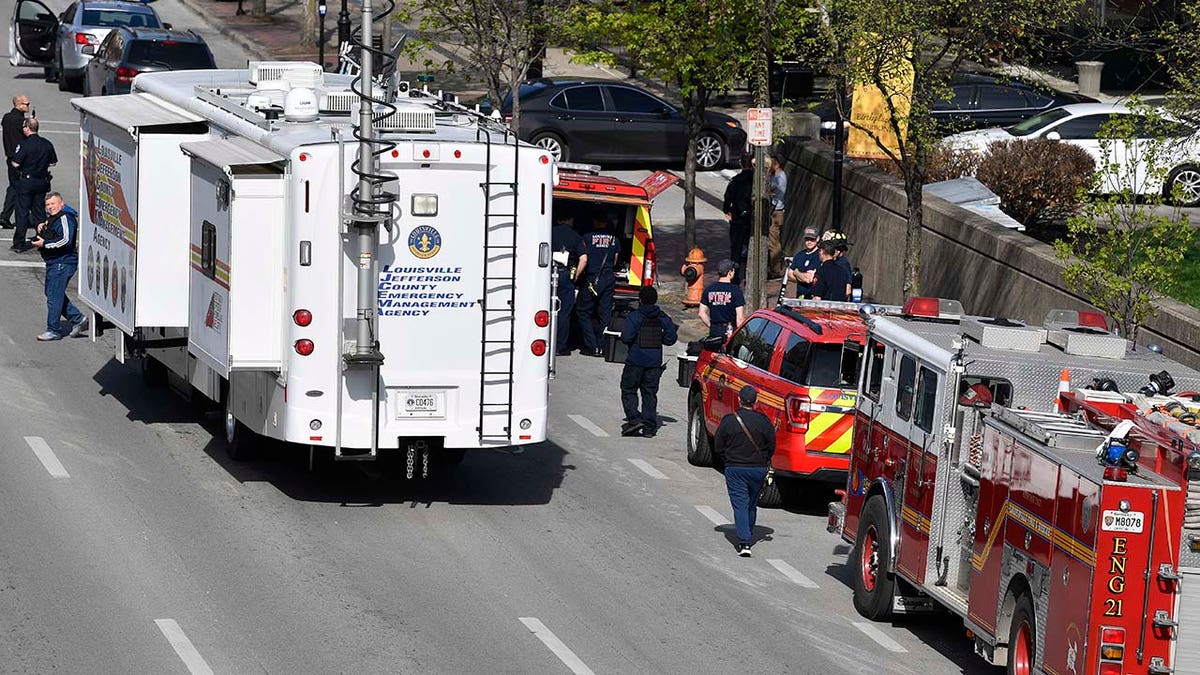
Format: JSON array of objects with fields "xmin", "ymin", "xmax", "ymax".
[
  {"xmin": 338, "ymin": 0, "xmax": 352, "ymax": 67},
  {"xmin": 318, "ymin": 0, "xmax": 328, "ymax": 71}
]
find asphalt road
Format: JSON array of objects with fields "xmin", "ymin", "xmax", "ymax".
[{"xmin": 0, "ymin": 3, "xmax": 993, "ymax": 673}]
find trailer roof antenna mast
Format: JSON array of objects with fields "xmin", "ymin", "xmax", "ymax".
[{"xmin": 344, "ymin": 0, "xmax": 398, "ymax": 368}]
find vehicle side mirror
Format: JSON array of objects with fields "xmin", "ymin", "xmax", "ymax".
[
  {"xmin": 163, "ymin": 22, "xmax": 172, "ymax": 30},
  {"xmin": 700, "ymin": 335, "xmax": 725, "ymax": 353},
  {"xmin": 81, "ymin": 44, "xmax": 95, "ymax": 55},
  {"xmin": 1045, "ymin": 131, "xmax": 1061, "ymax": 141}
]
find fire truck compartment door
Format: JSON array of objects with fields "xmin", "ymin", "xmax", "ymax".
[{"xmin": 182, "ymin": 138, "xmax": 286, "ymax": 377}]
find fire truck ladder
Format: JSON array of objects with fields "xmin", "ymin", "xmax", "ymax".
[{"xmin": 476, "ymin": 125, "xmax": 521, "ymax": 443}]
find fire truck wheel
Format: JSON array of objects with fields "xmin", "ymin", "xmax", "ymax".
[
  {"xmin": 141, "ymin": 357, "xmax": 167, "ymax": 387},
  {"xmin": 687, "ymin": 394, "xmax": 714, "ymax": 466},
  {"xmin": 852, "ymin": 495, "xmax": 894, "ymax": 620},
  {"xmin": 1007, "ymin": 594, "xmax": 1036, "ymax": 675},
  {"xmin": 224, "ymin": 401, "xmax": 257, "ymax": 461}
]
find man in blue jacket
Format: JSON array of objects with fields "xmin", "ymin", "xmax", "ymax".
[
  {"xmin": 31, "ymin": 192, "xmax": 86, "ymax": 341},
  {"xmin": 619, "ymin": 286, "xmax": 677, "ymax": 437}
]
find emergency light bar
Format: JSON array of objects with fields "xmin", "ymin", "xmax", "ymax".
[
  {"xmin": 1044, "ymin": 308, "xmax": 1109, "ymax": 331},
  {"xmin": 556, "ymin": 162, "xmax": 602, "ymax": 175},
  {"xmin": 901, "ymin": 297, "xmax": 963, "ymax": 321}
]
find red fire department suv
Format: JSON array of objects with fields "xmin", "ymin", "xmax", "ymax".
[{"xmin": 687, "ymin": 299, "xmax": 866, "ymax": 506}]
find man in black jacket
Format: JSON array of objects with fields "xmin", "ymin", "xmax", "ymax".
[
  {"xmin": 722, "ymin": 154, "xmax": 753, "ymax": 284},
  {"xmin": 619, "ymin": 286, "xmax": 677, "ymax": 437},
  {"xmin": 715, "ymin": 385, "xmax": 776, "ymax": 556},
  {"xmin": 1, "ymin": 95, "xmax": 30, "ymax": 228},
  {"xmin": 31, "ymin": 192, "xmax": 85, "ymax": 341}
]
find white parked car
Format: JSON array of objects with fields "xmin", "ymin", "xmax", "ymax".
[{"xmin": 944, "ymin": 103, "xmax": 1200, "ymax": 206}]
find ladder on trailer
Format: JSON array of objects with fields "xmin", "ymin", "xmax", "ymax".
[{"xmin": 476, "ymin": 127, "xmax": 520, "ymax": 443}]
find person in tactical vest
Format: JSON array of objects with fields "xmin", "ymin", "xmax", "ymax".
[{"xmin": 619, "ymin": 285, "xmax": 677, "ymax": 437}]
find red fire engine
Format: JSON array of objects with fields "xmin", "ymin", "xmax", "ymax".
[{"xmin": 828, "ymin": 297, "xmax": 1200, "ymax": 674}]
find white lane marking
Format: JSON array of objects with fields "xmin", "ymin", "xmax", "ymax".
[
  {"xmin": 766, "ymin": 559, "xmax": 819, "ymax": 589},
  {"xmin": 852, "ymin": 621, "xmax": 907, "ymax": 653},
  {"xmin": 24, "ymin": 436, "xmax": 68, "ymax": 478},
  {"xmin": 518, "ymin": 617, "xmax": 596, "ymax": 675},
  {"xmin": 627, "ymin": 458, "xmax": 668, "ymax": 479},
  {"xmin": 695, "ymin": 505, "xmax": 728, "ymax": 526},
  {"xmin": 40, "ymin": 130, "xmax": 79, "ymax": 136},
  {"xmin": 567, "ymin": 414, "xmax": 609, "ymax": 437},
  {"xmin": 154, "ymin": 619, "xmax": 216, "ymax": 675},
  {"xmin": 0, "ymin": 260, "xmax": 43, "ymax": 268}
]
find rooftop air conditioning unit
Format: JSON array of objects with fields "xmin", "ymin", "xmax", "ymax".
[
  {"xmin": 255, "ymin": 78, "xmax": 291, "ymax": 93},
  {"xmin": 249, "ymin": 61, "xmax": 324, "ymax": 89},
  {"xmin": 373, "ymin": 105, "xmax": 437, "ymax": 133},
  {"xmin": 319, "ymin": 90, "xmax": 357, "ymax": 114}
]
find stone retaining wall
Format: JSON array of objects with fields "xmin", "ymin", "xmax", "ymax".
[{"xmin": 777, "ymin": 139, "xmax": 1200, "ymax": 369}]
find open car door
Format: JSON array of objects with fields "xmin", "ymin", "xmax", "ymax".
[{"xmin": 9, "ymin": 0, "xmax": 56, "ymax": 67}]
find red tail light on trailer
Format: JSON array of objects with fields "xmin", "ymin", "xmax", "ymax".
[
  {"xmin": 294, "ymin": 339, "xmax": 315, "ymax": 356},
  {"xmin": 531, "ymin": 340, "xmax": 547, "ymax": 356},
  {"xmin": 534, "ymin": 310, "xmax": 550, "ymax": 327},
  {"xmin": 293, "ymin": 309, "xmax": 313, "ymax": 326}
]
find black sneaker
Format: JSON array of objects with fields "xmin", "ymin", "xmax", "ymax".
[
  {"xmin": 621, "ymin": 420, "xmax": 645, "ymax": 436},
  {"xmin": 586, "ymin": 348, "xmax": 605, "ymax": 358},
  {"xmin": 641, "ymin": 426, "xmax": 657, "ymax": 438},
  {"xmin": 737, "ymin": 544, "xmax": 752, "ymax": 558}
]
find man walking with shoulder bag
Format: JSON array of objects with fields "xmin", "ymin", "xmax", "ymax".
[{"xmin": 715, "ymin": 385, "xmax": 776, "ymax": 556}]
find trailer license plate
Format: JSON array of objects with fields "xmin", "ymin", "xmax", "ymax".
[
  {"xmin": 1101, "ymin": 509, "xmax": 1144, "ymax": 533},
  {"xmin": 398, "ymin": 391, "xmax": 444, "ymax": 419}
]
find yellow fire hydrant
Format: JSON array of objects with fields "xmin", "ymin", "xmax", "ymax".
[{"xmin": 681, "ymin": 247, "xmax": 706, "ymax": 308}]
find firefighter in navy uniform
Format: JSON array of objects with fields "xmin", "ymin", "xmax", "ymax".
[
  {"xmin": 550, "ymin": 209, "xmax": 588, "ymax": 356},
  {"xmin": 619, "ymin": 286, "xmax": 677, "ymax": 437},
  {"xmin": 9, "ymin": 118, "xmax": 56, "ymax": 253},
  {"xmin": 576, "ymin": 212, "xmax": 620, "ymax": 357}
]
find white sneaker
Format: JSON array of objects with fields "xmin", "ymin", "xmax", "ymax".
[
  {"xmin": 68, "ymin": 317, "xmax": 87, "ymax": 338},
  {"xmin": 738, "ymin": 545, "xmax": 752, "ymax": 558}
]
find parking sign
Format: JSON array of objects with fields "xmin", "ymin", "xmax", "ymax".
[{"xmin": 747, "ymin": 108, "xmax": 773, "ymax": 146}]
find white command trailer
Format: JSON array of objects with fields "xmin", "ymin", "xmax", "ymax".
[{"xmin": 71, "ymin": 64, "xmax": 555, "ymax": 469}]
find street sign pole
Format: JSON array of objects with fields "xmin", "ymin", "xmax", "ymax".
[{"xmin": 746, "ymin": 107, "xmax": 773, "ymax": 312}]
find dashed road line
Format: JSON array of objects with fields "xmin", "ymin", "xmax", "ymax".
[
  {"xmin": 154, "ymin": 619, "xmax": 215, "ymax": 675},
  {"xmin": 40, "ymin": 130, "xmax": 80, "ymax": 136},
  {"xmin": 24, "ymin": 436, "xmax": 68, "ymax": 478},
  {"xmin": 694, "ymin": 505, "xmax": 728, "ymax": 526},
  {"xmin": 766, "ymin": 559, "xmax": 819, "ymax": 589},
  {"xmin": 0, "ymin": 260, "xmax": 43, "ymax": 268},
  {"xmin": 567, "ymin": 414, "xmax": 609, "ymax": 437},
  {"xmin": 852, "ymin": 621, "xmax": 907, "ymax": 653},
  {"xmin": 627, "ymin": 458, "xmax": 668, "ymax": 479},
  {"xmin": 518, "ymin": 617, "xmax": 596, "ymax": 675}
]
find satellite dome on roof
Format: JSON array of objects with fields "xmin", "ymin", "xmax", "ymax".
[{"xmin": 284, "ymin": 88, "xmax": 319, "ymax": 122}]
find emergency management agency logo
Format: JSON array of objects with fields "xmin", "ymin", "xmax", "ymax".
[{"xmin": 408, "ymin": 225, "xmax": 442, "ymax": 260}]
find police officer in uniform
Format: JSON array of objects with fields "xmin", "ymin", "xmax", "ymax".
[
  {"xmin": 550, "ymin": 209, "xmax": 588, "ymax": 356},
  {"xmin": 619, "ymin": 285, "xmax": 677, "ymax": 437},
  {"xmin": 1, "ymin": 95, "xmax": 31, "ymax": 228},
  {"xmin": 10, "ymin": 118, "xmax": 56, "ymax": 253},
  {"xmin": 576, "ymin": 212, "xmax": 620, "ymax": 357}
]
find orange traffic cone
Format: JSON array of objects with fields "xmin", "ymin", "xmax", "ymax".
[{"xmin": 1054, "ymin": 369, "xmax": 1070, "ymax": 412}]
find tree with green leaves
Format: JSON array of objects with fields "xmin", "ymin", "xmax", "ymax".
[
  {"xmin": 400, "ymin": 0, "xmax": 564, "ymax": 131},
  {"xmin": 562, "ymin": 0, "xmax": 811, "ymax": 252},
  {"xmin": 805, "ymin": 0, "xmax": 1078, "ymax": 297},
  {"xmin": 1054, "ymin": 102, "xmax": 1195, "ymax": 343}
]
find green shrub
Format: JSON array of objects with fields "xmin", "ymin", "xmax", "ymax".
[{"xmin": 976, "ymin": 138, "xmax": 1095, "ymax": 237}]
